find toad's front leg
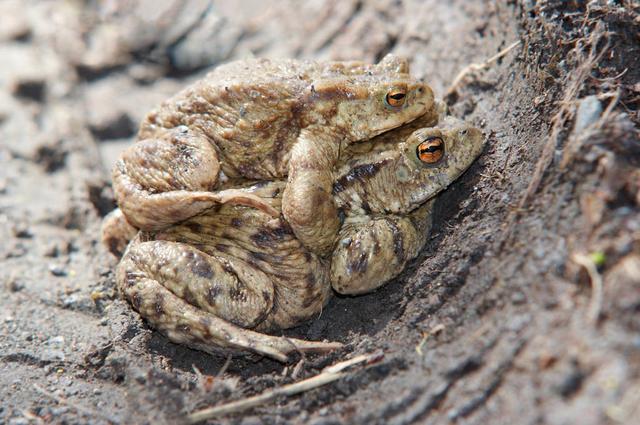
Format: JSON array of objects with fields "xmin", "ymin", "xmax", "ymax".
[
  {"xmin": 282, "ymin": 127, "xmax": 342, "ymax": 256},
  {"xmin": 118, "ymin": 239, "xmax": 340, "ymax": 362},
  {"xmin": 330, "ymin": 200, "xmax": 434, "ymax": 295}
]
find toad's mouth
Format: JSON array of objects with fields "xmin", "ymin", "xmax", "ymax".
[{"xmin": 370, "ymin": 104, "xmax": 431, "ymax": 135}]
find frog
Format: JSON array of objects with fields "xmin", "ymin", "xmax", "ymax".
[
  {"xmin": 112, "ymin": 118, "xmax": 484, "ymax": 362},
  {"xmin": 111, "ymin": 54, "xmax": 435, "ymax": 257}
]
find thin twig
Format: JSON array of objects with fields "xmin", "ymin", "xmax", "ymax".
[
  {"xmin": 217, "ymin": 354, "xmax": 233, "ymax": 377},
  {"xmin": 186, "ymin": 351, "xmax": 384, "ymax": 423},
  {"xmin": 193, "ymin": 354, "xmax": 233, "ymax": 393},
  {"xmin": 446, "ymin": 40, "xmax": 521, "ymax": 97},
  {"xmin": 415, "ymin": 324, "xmax": 445, "ymax": 355},
  {"xmin": 291, "ymin": 358, "xmax": 305, "ymax": 379},
  {"xmin": 33, "ymin": 384, "xmax": 120, "ymax": 424},
  {"xmin": 591, "ymin": 67, "xmax": 627, "ymax": 82},
  {"xmin": 572, "ymin": 253, "xmax": 604, "ymax": 325}
]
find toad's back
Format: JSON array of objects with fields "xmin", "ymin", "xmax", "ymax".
[
  {"xmin": 137, "ymin": 59, "xmax": 337, "ymax": 180},
  {"xmin": 110, "ymin": 54, "xmax": 434, "ymax": 238}
]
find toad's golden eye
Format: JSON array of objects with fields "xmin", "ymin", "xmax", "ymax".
[
  {"xmin": 385, "ymin": 89, "xmax": 407, "ymax": 108},
  {"xmin": 416, "ymin": 137, "xmax": 445, "ymax": 164}
]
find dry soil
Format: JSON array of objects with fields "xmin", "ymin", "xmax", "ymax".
[{"xmin": 1, "ymin": 1, "xmax": 639, "ymax": 424}]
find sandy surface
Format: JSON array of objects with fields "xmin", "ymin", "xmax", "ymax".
[{"xmin": 1, "ymin": 1, "xmax": 639, "ymax": 424}]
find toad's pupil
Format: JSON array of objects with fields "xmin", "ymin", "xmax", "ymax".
[
  {"xmin": 416, "ymin": 138, "xmax": 445, "ymax": 163},
  {"xmin": 420, "ymin": 145, "xmax": 440, "ymax": 153},
  {"xmin": 386, "ymin": 91, "xmax": 407, "ymax": 108}
]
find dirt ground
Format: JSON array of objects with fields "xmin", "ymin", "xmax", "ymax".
[{"xmin": 1, "ymin": 1, "xmax": 639, "ymax": 424}]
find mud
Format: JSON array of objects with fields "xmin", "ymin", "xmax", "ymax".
[{"xmin": 1, "ymin": 1, "xmax": 639, "ymax": 424}]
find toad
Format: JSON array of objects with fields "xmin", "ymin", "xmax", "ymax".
[{"xmin": 109, "ymin": 118, "xmax": 484, "ymax": 361}]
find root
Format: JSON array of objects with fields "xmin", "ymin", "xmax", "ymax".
[
  {"xmin": 186, "ymin": 351, "xmax": 384, "ymax": 423},
  {"xmin": 572, "ymin": 253, "xmax": 604, "ymax": 325},
  {"xmin": 445, "ymin": 40, "xmax": 521, "ymax": 98}
]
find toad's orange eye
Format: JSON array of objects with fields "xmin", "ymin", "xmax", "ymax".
[
  {"xmin": 385, "ymin": 89, "xmax": 407, "ymax": 108},
  {"xmin": 416, "ymin": 137, "xmax": 445, "ymax": 164}
]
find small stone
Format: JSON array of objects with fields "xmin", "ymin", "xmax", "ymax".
[
  {"xmin": 511, "ymin": 291, "xmax": 526, "ymax": 304},
  {"xmin": 6, "ymin": 241, "xmax": 27, "ymax": 258},
  {"xmin": 47, "ymin": 335, "xmax": 65, "ymax": 346},
  {"xmin": 42, "ymin": 350, "xmax": 66, "ymax": 362},
  {"xmin": 7, "ymin": 276, "xmax": 24, "ymax": 292},
  {"xmin": 43, "ymin": 243, "xmax": 59, "ymax": 257},
  {"xmin": 61, "ymin": 294, "xmax": 80, "ymax": 308},
  {"xmin": 50, "ymin": 406, "xmax": 70, "ymax": 416},
  {"xmin": 11, "ymin": 79, "xmax": 46, "ymax": 102},
  {"xmin": 49, "ymin": 264, "xmax": 67, "ymax": 277},
  {"xmin": 573, "ymin": 95, "xmax": 602, "ymax": 134},
  {"xmin": 43, "ymin": 240, "xmax": 71, "ymax": 258},
  {"xmin": 89, "ymin": 112, "xmax": 136, "ymax": 141},
  {"xmin": 130, "ymin": 368, "xmax": 147, "ymax": 385},
  {"xmin": 554, "ymin": 366, "xmax": 584, "ymax": 398},
  {"xmin": 12, "ymin": 222, "xmax": 32, "ymax": 238}
]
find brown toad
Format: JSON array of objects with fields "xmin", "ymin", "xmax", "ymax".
[
  {"xmin": 111, "ymin": 118, "xmax": 484, "ymax": 361},
  {"xmin": 112, "ymin": 55, "xmax": 434, "ymax": 256}
]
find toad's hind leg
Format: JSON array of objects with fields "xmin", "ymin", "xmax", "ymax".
[
  {"xmin": 112, "ymin": 127, "xmax": 222, "ymax": 231},
  {"xmin": 118, "ymin": 240, "xmax": 340, "ymax": 361}
]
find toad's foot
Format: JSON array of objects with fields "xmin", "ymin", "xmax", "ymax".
[
  {"xmin": 189, "ymin": 331, "xmax": 343, "ymax": 363},
  {"xmin": 213, "ymin": 189, "xmax": 279, "ymax": 217}
]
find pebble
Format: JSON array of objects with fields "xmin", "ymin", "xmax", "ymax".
[
  {"xmin": 7, "ymin": 277, "xmax": 24, "ymax": 292},
  {"xmin": 573, "ymin": 95, "xmax": 602, "ymax": 134},
  {"xmin": 48, "ymin": 264, "xmax": 67, "ymax": 277},
  {"xmin": 47, "ymin": 335, "xmax": 65, "ymax": 346},
  {"xmin": 12, "ymin": 222, "xmax": 32, "ymax": 238},
  {"xmin": 61, "ymin": 294, "xmax": 79, "ymax": 308},
  {"xmin": 511, "ymin": 291, "xmax": 526, "ymax": 305},
  {"xmin": 50, "ymin": 406, "xmax": 70, "ymax": 416}
]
